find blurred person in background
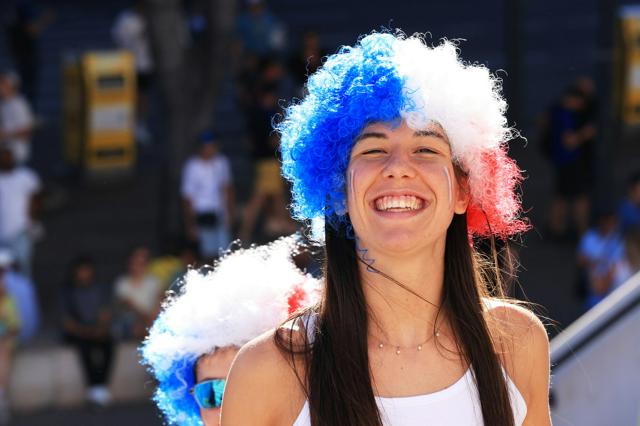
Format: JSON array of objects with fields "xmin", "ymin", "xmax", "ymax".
[
  {"xmin": 233, "ymin": 0, "xmax": 287, "ymax": 121},
  {"xmin": 0, "ymin": 71, "xmax": 34, "ymax": 166},
  {"xmin": 541, "ymin": 85, "xmax": 595, "ymax": 240},
  {"xmin": 619, "ymin": 171, "xmax": 640, "ymax": 233},
  {"xmin": 235, "ymin": 0, "xmax": 286, "ymax": 60},
  {"xmin": 148, "ymin": 237, "xmax": 184, "ymax": 292},
  {"xmin": 112, "ymin": 0, "xmax": 154, "ymax": 144},
  {"xmin": 238, "ymin": 60, "xmax": 296, "ymax": 242},
  {"xmin": 181, "ymin": 131, "xmax": 235, "ymax": 260},
  {"xmin": 148, "ymin": 238, "xmax": 201, "ymax": 292},
  {"xmin": 621, "ymin": 228, "xmax": 640, "ymax": 280},
  {"xmin": 573, "ymin": 76, "xmax": 597, "ymax": 174},
  {"xmin": 113, "ymin": 246, "xmax": 161, "ymax": 340},
  {"xmin": 166, "ymin": 239, "xmax": 200, "ymax": 291},
  {"xmin": 141, "ymin": 235, "xmax": 318, "ymax": 426},
  {"xmin": 0, "ymin": 251, "xmax": 20, "ymax": 424},
  {"xmin": 288, "ymin": 30, "xmax": 326, "ymax": 97},
  {"xmin": 4, "ymin": 0, "xmax": 54, "ymax": 105},
  {"xmin": 61, "ymin": 255, "xmax": 114, "ymax": 407},
  {"xmin": 0, "ymin": 249, "xmax": 38, "ymax": 344},
  {"xmin": 148, "ymin": 237, "xmax": 199, "ymax": 292},
  {"xmin": 0, "ymin": 144, "xmax": 41, "ymax": 278},
  {"xmin": 577, "ymin": 207, "xmax": 629, "ymax": 309}
]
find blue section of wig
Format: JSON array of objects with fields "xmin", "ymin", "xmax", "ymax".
[
  {"xmin": 141, "ymin": 319, "xmax": 203, "ymax": 426},
  {"xmin": 154, "ymin": 358, "xmax": 201, "ymax": 426},
  {"xmin": 278, "ymin": 32, "xmax": 413, "ymax": 230}
]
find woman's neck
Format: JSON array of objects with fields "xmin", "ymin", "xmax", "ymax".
[{"xmin": 359, "ymin": 244, "xmax": 447, "ymax": 348}]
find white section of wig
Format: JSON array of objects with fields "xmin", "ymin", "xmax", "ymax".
[
  {"xmin": 392, "ymin": 36, "xmax": 515, "ymax": 201},
  {"xmin": 142, "ymin": 235, "xmax": 320, "ymax": 367}
]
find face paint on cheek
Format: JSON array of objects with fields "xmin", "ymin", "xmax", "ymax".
[
  {"xmin": 349, "ymin": 169, "xmax": 357, "ymax": 203},
  {"xmin": 442, "ymin": 166, "xmax": 453, "ymax": 208},
  {"xmin": 349, "ymin": 170, "xmax": 356, "ymax": 196}
]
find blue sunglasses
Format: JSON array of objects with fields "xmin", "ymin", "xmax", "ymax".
[{"xmin": 190, "ymin": 378, "xmax": 226, "ymax": 409}]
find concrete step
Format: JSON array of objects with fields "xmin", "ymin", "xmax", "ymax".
[{"xmin": 10, "ymin": 343, "xmax": 152, "ymax": 412}]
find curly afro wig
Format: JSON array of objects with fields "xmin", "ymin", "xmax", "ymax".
[{"xmin": 278, "ymin": 31, "xmax": 529, "ymax": 239}]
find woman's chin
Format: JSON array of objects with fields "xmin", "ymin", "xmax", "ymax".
[{"xmin": 367, "ymin": 231, "xmax": 426, "ymax": 255}]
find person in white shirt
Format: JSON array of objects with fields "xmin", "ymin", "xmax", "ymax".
[
  {"xmin": 0, "ymin": 145, "xmax": 40, "ymax": 278},
  {"xmin": 181, "ymin": 131, "xmax": 235, "ymax": 259},
  {"xmin": 0, "ymin": 71, "xmax": 34, "ymax": 166}
]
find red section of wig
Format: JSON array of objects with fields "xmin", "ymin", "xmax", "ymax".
[
  {"xmin": 466, "ymin": 147, "xmax": 529, "ymax": 238},
  {"xmin": 287, "ymin": 286, "xmax": 307, "ymax": 314}
]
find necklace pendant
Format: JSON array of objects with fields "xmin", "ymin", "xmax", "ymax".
[
  {"xmin": 378, "ymin": 343, "xmax": 384, "ymax": 349},
  {"xmin": 395, "ymin": 347, "xmax": 401, "ymax": 355},
  {"xmin": 417, "ymin": 344, "xmax": 422, "ymax": 351}
]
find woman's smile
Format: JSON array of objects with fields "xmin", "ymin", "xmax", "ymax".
[{"xmin": 373, "ymin": 194, "xmax": 425, "ymax": 212}]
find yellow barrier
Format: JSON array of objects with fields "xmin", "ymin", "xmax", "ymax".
[
  {"xmin": 619, "ymin": 6, "xmax": 640, "ymax": 125},
  {"xmin": 63, "ymin": 50, "xmax": 136, "ymax": 177}
]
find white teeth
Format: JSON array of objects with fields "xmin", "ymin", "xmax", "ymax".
[{"xmin": 374, "ymin": 195, "xmax": 424, "ymax": 211}]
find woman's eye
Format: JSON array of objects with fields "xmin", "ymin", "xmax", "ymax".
[
  {"xmin": 362, "ymin": 149, "xmax": 385, "ymax": 155},
  {"xmin": 416, "ymin": 147, "xmax": 437, "ymax": 154}
]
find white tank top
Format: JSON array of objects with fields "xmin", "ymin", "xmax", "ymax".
[{"xmin": 292, "ymin": 314, "xmax": 528, "ymax": 426}]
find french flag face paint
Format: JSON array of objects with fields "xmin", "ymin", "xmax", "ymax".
[
  {"xmin": 278, "ymin": 31, "xmax": 529, "ymax": 240},
  {"xmin": 442, "ymin": 166, "xmax": 453, "ymax": 209}
]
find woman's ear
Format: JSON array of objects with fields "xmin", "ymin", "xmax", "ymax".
[{"xmin": 454, "ymin": 175, "xmax": 470, "ymax": 215}]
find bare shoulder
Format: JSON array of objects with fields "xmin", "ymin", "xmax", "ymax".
[
  {"xmin": 483, "ymin": 298, "xmax": 549, "ymax": 365},
  {"xmin": 221, "ymin": 321, "xmax": 308, "ymax": 426},
  {"xmin": 483, "ymin": 298, "xmax": 547, "ymax": 339},
  {"xmin": 483, "ymin": 298, "xmax": 551, "ymax": 424}
]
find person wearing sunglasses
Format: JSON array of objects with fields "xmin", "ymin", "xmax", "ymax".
[{"xmin": 141, "ymin": 235, "xmax": 318, "ymax": 425}]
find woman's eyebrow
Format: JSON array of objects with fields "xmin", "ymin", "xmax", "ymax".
[
  {"xmin": 354, "ymin": 131, "xmax": 388, "ymax": 143},
  {"xmin": 414, "ymin": 130, "xmax": 446, "ymax": 140}
]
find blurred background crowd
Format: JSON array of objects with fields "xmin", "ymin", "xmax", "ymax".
[{"xmin": 0, "ymin": 0, "xmax": 639, "ymax": 424}]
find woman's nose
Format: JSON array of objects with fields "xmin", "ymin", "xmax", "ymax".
[{"xmin": 382, "ymin": 151, "xmax": 415, "ymax": 179}]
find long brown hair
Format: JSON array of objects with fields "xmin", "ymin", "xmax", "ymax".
[{"xmin": 276, "ymin": 213, "xmax": 515, "ymax": 425}]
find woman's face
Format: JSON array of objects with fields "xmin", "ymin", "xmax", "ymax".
[
  {"xmin": 346, "ymin": 121, "xmax": 468, "ymax": 256},
  {"xmin": 195, "ymin": 346, "xmax": 239, "ymax": 425}
]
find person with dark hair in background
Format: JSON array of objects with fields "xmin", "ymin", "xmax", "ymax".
[
  {"xmin": 223, "ymin": 32, "xmax": 550, "ymax": 426},
  {"xmin": 544, "ymin": 85, "xmax": 595, "ymax": 240},
  {"xmin": 61, "ymin": 255, "xmax": 114, "ymax": 407}
]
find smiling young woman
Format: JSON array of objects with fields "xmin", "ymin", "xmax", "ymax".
[{"xmin": 221, "ymin": 31, "xmax": 551, "ymax": 426}]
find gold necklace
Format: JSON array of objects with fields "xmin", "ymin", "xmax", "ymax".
[{"xmin": 374, "ymin": 330, "xmax": 440, "ymax": 355}]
